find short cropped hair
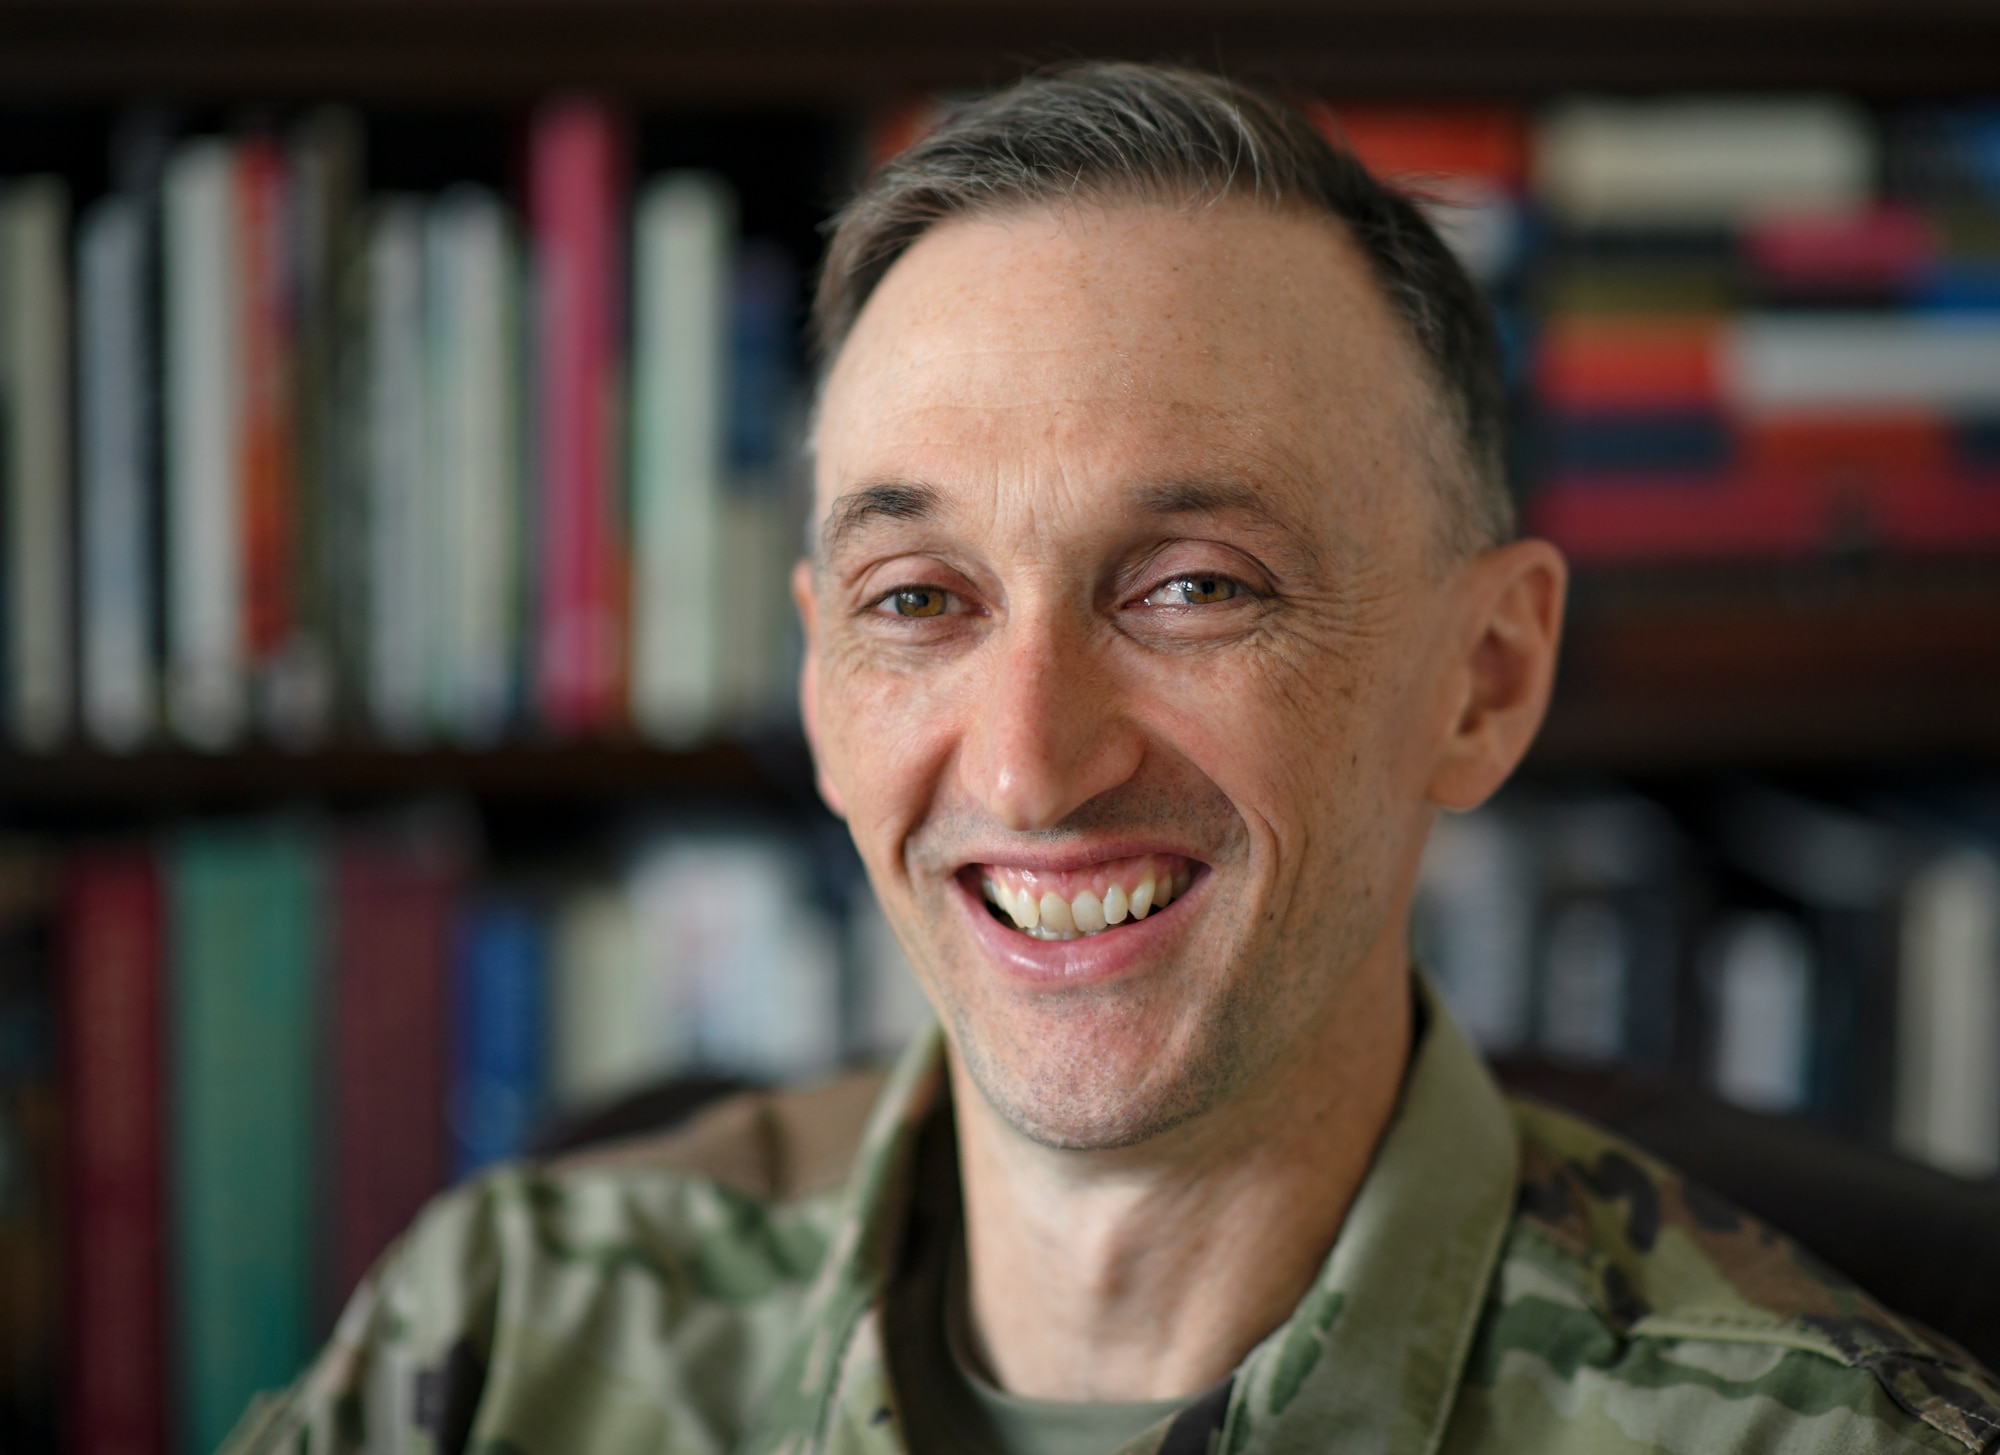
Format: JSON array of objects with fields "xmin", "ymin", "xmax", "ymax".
[{"xmin": 813, "ymin": 61, "xmax": 1515, "ymax": 553}]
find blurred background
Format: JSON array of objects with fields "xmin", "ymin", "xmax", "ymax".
[{"xmin": 1, "ymin": 4, "xmax": 1998, "ymax": 1453}]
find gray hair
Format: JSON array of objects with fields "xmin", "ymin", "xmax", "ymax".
[{"xmin": 812, "ymin": 61, "xmax": 1515, "ymax": 553}]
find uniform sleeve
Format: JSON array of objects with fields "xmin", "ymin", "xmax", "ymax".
[{"xmin": 217, "ymin": 1177, "xmax": 507, "ymax": 1455}]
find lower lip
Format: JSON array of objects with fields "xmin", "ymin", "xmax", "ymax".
[{"xmin": 953, "ymin": 869, "xmax": 1204, "ymax": 989}]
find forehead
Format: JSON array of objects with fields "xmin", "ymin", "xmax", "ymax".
[{"xmin": 813, "ymin": 197, "xmax": 1437, "ymax": 550}]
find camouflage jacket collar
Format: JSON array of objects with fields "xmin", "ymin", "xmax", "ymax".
[{"xmin": 744, "ymin": 975, "xmax": 1521, "ymax": 1455}]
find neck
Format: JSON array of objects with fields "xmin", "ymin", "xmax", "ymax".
[{"xmin": 949, "ymin": 955, "xmax": 1412, "ymax": 1403}]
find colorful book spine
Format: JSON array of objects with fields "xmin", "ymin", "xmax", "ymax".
[
  {"xmin": 78, "ymin": 193, "xmax": 157, "ymax": 750},
  {"xmin": 237, "ymin": 136, "xmax": 303, "ymax": 740},
  {"xmin": 329, "ymin": 834, "xmax": 456, "ymax": 1309},
  {"xmin": 1, "ymin": 178, "xmax": 74, "ymax": 750},
  {"xmin": 164, "ymin": 140, "xmax": 247, "ymax": 749},
  {"xmin": 450, "ymin": 900, "xmax": 548, "ymax": 1177},
  {"xmin": 530, "ymin": 99, "xmax": 628, "ymax": 736},
  {"xmin": 168, "ymin": 825, "xmax": 320, "ymax": 1455},
  {"xmin": 632, "ymin": 171, "xmax": 734, "ymax": 744},
  {"xmin": 62, "ymin": 848, "xmax": 167, "ymax": 1455}
]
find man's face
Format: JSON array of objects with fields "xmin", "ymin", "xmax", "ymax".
[{"xmin": 802, "ymin": 199, "xmax": 1473, "ymax": 1150}]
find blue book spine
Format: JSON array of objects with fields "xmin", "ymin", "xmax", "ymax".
[{"xmin": 449, "ymin": 902, "xmax": 548, "ymax": 1178}]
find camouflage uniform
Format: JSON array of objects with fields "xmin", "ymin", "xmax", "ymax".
[{"xmin": 223, "ymin": 979, "xmax": 2000, "ymax": 1455}]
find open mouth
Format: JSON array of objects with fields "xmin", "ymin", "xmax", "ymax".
[{"xmin": 967, "ymin": 854, "xmax": 1197, "ymax": 942}]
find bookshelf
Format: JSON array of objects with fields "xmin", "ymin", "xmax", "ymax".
[
  {"xmin": 0, "ymin": 0, "xmax": 1997, "ymax": 101},
  {"xmin": 4, "ymin": 17, "xmax": 2000, "ymax": 1455}
]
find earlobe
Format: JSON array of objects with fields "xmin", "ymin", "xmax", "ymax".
[
  {"xmin": 1427, "ymin": 539, "xmax": 1568, "ymax": 812},
  {"xmin": 791, "ymin": 559, "xmax": 847, "ymax": 819}
]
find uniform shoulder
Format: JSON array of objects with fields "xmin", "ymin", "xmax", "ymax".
[
  {"xmin": 544, "ymin": 1062, "xmax": 891, "ymax": 1201},
  {"xmin": 1493, "ymin": 1094, "xmax": 2000, "ymax": 1454}
]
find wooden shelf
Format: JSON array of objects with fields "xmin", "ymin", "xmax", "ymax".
[
  {"xmin": 0, "ymin": 566, "xmax": 1992, "ymax": 803},
  {"xmin": 1531, "ymin": 560, "xmax": 2000, "ymax": 771},
  {"xmin": 0, "ymin": 735, "xmax": 820, "ymax": 814},
  {"xmin": 0, "ymin": 0, "xmax": 1994, "ymax": 104}
]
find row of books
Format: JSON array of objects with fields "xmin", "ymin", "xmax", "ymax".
[
  {"xmin": 1415, "ymin": 781, "xmax": 2000, "ymax": 1179},
  {"xmin": 1311, "ymin": 99, "xmax": 2000, "ymax": 561},
  {"xmin": 0, "ymin": 101, "xmax": 804, "ymax": 756},
  {"xmin": 0, "ymin": 813, "xmax": 926, "ymax": 1455}
]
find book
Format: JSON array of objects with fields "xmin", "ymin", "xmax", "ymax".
[
  {"xmin": 61, "ymin": 847, "xmax": 167, "ymax": 1455},
  {"xmin": 550, "ymin": 885, "xmax": 649, "ymax": 1110},
  {"xmin": 289, "ymin": 108, "xmax": 365, "ymax": 733},
  {"xmin": 1893, "ymin": 847, "xmax": 2000, "ymax": 1178},
  {"xmin": 1724, "ymin": 314, "xmax": 2000, "ymax": 414},
  {"xmin": 1534, "ymin": 316, "xmax": 1724, "ymax": 414},
  {"xmin": 1, "ymin": 178, "xmax": 73, "ymax": 750},
  {"xmin": 329, "ymin": 829, "xmax": 457, "ymax": 1309},
  {"xmin": 168, "ymin": 824, "xmax": 321, "ymax": 1455},
  {"xmin": 1535, "ymin": 98, "xmax": 1875, "ymax": 226},
  {"xmin": 847, "ymin": 879, "xmax": 933, "ymax": 1060},
  {"xmin": 1411, "ymin": 802, "xmax": 1539, "ymax": 1054},
  {"xmin": 77, "ymin": 192, "xmax": 157, "ymax": 750},
  {"xmin": 1705, "ymin": 912, "xmax": 1816, "ymax": 1115},
  {"xmin": 719, "ymin": 241, "xmax": 803, "ymax": 726},
  {"xmin": 426, "ymin": 186, "xmax": 522, "ymax": 743},
  {"xmin": 364, "ymin": 198, "xmax": 430, "ymax": 742},
  {"xmin": 1535, "ymin": 793, "xmax": 1685, "ymax": 1070},
  {"xmin": 631, "ymin": 171, "xmax": 735, "ymax": 745},
  {"xmin": 450, "ymin": 899, "xmax": 548, "ymax": 1177},
  {"xmin": 237, "ymin": 135, "xmax": 306, "ymax": 742},
  {"xmin": 530, "ymin": 98, "xmax": 628, "ymax": 737},
  {"xmin": 164, "ymin": 140, "xmax": 248, "ymax": 749},
  {"xmin": 631, "ymin": 835, "xmax": 841, "ymax": 1080},
  {"xmin": 0, "ymin": 846, "xmax": 56, "ymax": 1454}
]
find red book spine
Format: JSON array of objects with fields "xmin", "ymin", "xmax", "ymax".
[
  {"xmin": 329, "ymin": 841, "xmax": 456, "ymax": 1309},
  {"xmin": 1528, "ymin": 471, "xmax": 1827, "ymax": 563},
  {"xmin": 238, "ymin": 137, "xmax": 296, "ymax": 669},
  {"xmin": 63, "ymin": 849, "xmax": 167, "ymax": 1455},
  {"xmin": 1535, "ymin": 319, "xmax": 1724, "ymax": 414},
  {"xmin": 530, "ymin": 98, "xmax": 628, "ymax": 736}
]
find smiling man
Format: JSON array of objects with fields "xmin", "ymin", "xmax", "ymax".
[{"xmin": 226, "ymin": 64, "xmax": 1999, "ymax": 1455}]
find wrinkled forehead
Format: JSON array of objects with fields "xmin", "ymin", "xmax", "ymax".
[{"xmin": 811, "ymin": 198, "xmax": 1439, "ymax": 544}]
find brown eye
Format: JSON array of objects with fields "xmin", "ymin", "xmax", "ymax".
[
  {"xmin": 1146, "ymin": 575, "xmax": 1239, "ymax": 607},
  {"xmin": 887, "ymin": 587, "xmax": 948, "ymax": 617}
]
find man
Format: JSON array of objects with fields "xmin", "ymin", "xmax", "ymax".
[{"xmin": 228, "ymin": 64, "xmax": 1999, "ymax": 1455}]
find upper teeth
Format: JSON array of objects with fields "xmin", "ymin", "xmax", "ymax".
[{"xmin": 979, "ymin": 863, "xmax": 1193, "ymax": 941}]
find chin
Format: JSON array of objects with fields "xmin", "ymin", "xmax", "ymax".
[{"xmin": 942, "ymin": 981, "xmax": 1254, "ymax": 1152}]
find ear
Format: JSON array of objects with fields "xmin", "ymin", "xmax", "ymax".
[
  {"xmin": 1426, "ymin": 539, "xmax": 1568, "ymax": 812},
  {"xmin": 791, "ymin": 558, "xmax": 847, "ymax": 819}
]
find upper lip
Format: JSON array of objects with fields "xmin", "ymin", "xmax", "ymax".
[{"xmin": 951, "ymin": 841, "xmax": 1208, "ymax": 875}]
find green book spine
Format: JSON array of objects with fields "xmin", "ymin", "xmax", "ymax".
[{"xmin": 169, "ymin": 825, "xmax": 321, "ymax": 1455}]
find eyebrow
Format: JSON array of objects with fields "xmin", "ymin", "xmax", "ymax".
[
  {"xmin": 1129, "ymin": 477, "xmax": 1324, "ymax": 570},
  {"xmin": 819, "ymin": 479, "xmax": 942, "ymax": 561}
]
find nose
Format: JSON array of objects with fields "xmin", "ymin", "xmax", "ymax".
[{"xmin": 957, "ymin": 606, "xmax": 1144, "ymax": 833}]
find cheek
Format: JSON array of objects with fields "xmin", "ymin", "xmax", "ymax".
[{"xmin": 814, "ymin": 643, "xmax": 963, "ymax": 875}]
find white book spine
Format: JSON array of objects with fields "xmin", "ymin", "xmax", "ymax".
[
  {"xmin": 551, "ymin": 887, "xmax": 650, "ymax": 1109},
  {"xmin": 632, "ymin": 174, "xmax": 736, "ymax": 746},
  {"xmin": 1894, "ymin": 849, "xmax": 2000, "ymax": 1178},
  {"xmin": 1413, "ymin": 808, "xmax": 1538, "ymax": 1053},
  {"xmin": 365, "ymin": 201, "xmax": 429, "ymax": 742},
  {"xmin": 1726, "ymin": 316, "xmax": 2000, "ymax": 414},
  {"xmin": 427, "ymin": 188, "xmax": 518, "ymax": 743},
  {"xmin": 164, "ymin": 141, "xmax": 245, "ymax": 749},
  {"xmin": 2, "ymin": 179, "xmax": 74, "ymax": 750},
  {"xmin": 78, "ymin": 194, "xmax": 155, "ymax": 750},
  {"xmin": 1535, "ymin": 98, "xmax": 1874, "ymax": 226},
  {"xmin": 1709, "ymin": 913, "xmax": 1814, "ymax": 1115}
]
